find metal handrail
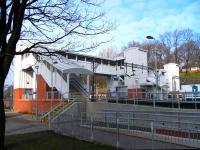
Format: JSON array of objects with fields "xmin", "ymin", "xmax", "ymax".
[{"xmin": 70, "ymin": 74, "xmax": 89, "ymax": 97}]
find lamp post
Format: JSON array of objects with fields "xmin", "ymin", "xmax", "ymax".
[
  {"xmin": 146, "ymin": 36, "xmax": 158, "ymax": 107},
  {"xmin": 35, "ymin": 65, "xmax": 39, "ymax": 119},
  {"xmin": 92, "ymin": 59, "xmax": 95, "ymax": 102}
]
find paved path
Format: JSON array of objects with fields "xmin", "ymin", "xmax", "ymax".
[{"xmin": 5, "ymin": 112, "xmax": 48, "ymax": 136}]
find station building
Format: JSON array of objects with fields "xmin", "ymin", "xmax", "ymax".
[{"xmin": 13, "ymin": 47, "xmax": 180, "ymax": 113}]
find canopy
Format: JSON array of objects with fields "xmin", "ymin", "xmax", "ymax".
[{"xmin": 43, "ymin": 56, "xmax": 93, "ymax": 75}]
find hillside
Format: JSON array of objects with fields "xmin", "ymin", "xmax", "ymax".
[{"xmin": 180, "ymin": 72, "xmax": 200, "ymax": 84}]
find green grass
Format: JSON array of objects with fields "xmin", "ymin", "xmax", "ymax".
[
  {"xmin": 180, "ymin": 72, "xmax": 200, "ymax": 80},
  {"xmin": 5, "ymin": 131, "xmax": 117, "ymax": 150}
]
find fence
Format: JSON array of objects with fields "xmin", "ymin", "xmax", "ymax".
[
  {"xmin": 50, "ymin": 110, "xmax": 200, "ymax": 149},
  {"xmin": 94, "ymin": 91, "xmax": 200, "ymax": 109}
]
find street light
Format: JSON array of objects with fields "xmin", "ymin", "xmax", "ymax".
[
  {"xmin": 146, "ymin": 36, "xmax": 158, "ymax": 106},
  {"xmin": 35, "ymin": 65, "xmax": 39, "ymax": 119}
]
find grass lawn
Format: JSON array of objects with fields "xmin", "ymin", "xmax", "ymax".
[
  {"xmin": 180, "ymin": 72, "xmax": 200, "ymax": 80},
  {"xmin": 5, "ymin": 131, "xmax": 117, "ymax": 150},
  {"xmin": 180, "ymin": 72, "xmax": 200, "ymax": 84}
]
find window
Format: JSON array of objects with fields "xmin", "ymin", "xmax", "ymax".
[
  {"xmin": 78, "ymin": 56, "xmax": 85, "ymax": 61},
  {"xmin": 68, "ymin": 54, "xmax": 76, "ymax": 60},
  {"xmin": 110, "ymin": 61, "xmax": 116, "ymax": 66},
  {"xmin": 86, "ymin": 57, "xmax": 93, "ymax": 62},
  {"xmin": 102, "ymin": 60, "xmax": 108, "ymax": 65}
]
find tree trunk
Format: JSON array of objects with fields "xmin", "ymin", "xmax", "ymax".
[
  {"xmin": 0, "ymin": 55, "xmax": 13, "ymax": 150},
  {"xmin": 0, "ymin": 81, "xmax": 5, "ymax": 150}
]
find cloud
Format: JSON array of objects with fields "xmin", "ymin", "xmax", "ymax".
[{"xmin": 100, "ymin": 0, "xmax": 200, "ymax": 50}]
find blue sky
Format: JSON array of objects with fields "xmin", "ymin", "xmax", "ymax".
[
  {"xmin": 96, "ymin": 0, "xmax": 200, "ymax": 51},
  {"xmin": 5, "ymin": 0, "xmax": 200, "ymax": 86}
]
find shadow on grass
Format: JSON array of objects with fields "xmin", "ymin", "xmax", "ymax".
[{"xmin": 5, "ymin": 131, "xmax": 118, "ymax": 150}]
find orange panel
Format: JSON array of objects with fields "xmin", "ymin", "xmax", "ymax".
[
  {"xmin": 13, "ymin": 75, "xmax": 61, "ymax": 113},
  {"xmin": 128, "ymin": 88, "xmax": 143, "ymax": 99},
  {"xmin": 13, "ymin": 88, "xmax": 25, "ymax": 100},
  {"xmin": 14, "ymin": 98, "xmax": 61, "ymax": 114},
  {"xmin": 36, "ymin": 75, "xmax": 50, "ymax": 100}
]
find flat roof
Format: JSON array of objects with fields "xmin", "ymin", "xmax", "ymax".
[
  {"xmin": 43, "ymin": 56, "xmax": 93, "ymax": 75},
  {"xmin": 66, "ymin": 51, "xmax": 125, "ymax": 62}
]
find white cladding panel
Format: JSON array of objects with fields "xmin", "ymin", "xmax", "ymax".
[
  {"xmin": 124, "ymin": 47, "xmax": 147, "ymax": 66},
  {"xmin": 14, "ymin": 55, "xmax": 22, "ymax": 89},
  {"xmin": 163, "ymin": 63, "xmax": 180, "ymax": 92},
  {"xmin": 123, "ymin": 47, "xmax": 148, "ymax": 89}
]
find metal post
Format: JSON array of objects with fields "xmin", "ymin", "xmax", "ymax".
[
  {"xmin": 48, "ymin": 113, "xmax": 51, "ymax": 129},
  {"xmin": 151, "ymin": 121, "xmax": 154, "ymax": 150},
  {"xmin": 81, "ymin": 112, "xmax": 83, "ymax": 125},
  {"xmin": 155, "ymin": 49, "xmax": 158, "ymax": 102},
  {"xmin": 90, "ymin": 116, "xmax": 94, "ymax": 141},
  {"xmin": 195, "ymin": 99, "xmax": 197, "ymax": 110},
  {"xmin": 146, "ymin": 36, "xmax": 158, "ymax": 105},
  {"xmin": 92, "ymin": 59, "xmax": 95, "ymax": 102},
  {"xmin": 116, "ymin": 118, "xmax": 119, "ymax": 148},
  {"xmin": 178, "ymin": 99, "xmax": 180, "ymax": 110},
  {"xmin": 31, "ymin": 93, "xmax": 34, "ymax": 119},
  {"xmin": 35, "ymin": 66, "xmax": 39, "ymax": 120},
  {"xmin": 51, "ymin": 65, "xmax": 53, "ymax": 114},
  {"xmin": 177, "ymin": 111, "xmax": 180, "ymax": 130},
  {"xmin": 72, "ymin": 114, "xmax": 74, "ymax": 137},
  {"xmin": 128, "ymin": 114, "xmax": 130, "ymax": 131},
  {"xmin": 105, "ymin": 112, "xmax": 108, "ymax": 128}
]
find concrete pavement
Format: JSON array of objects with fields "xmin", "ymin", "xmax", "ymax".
[{"xmin": 5, "ymin": 112, "xmax": 48, "ymax": 136}]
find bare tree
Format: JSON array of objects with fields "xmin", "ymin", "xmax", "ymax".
[
  {"xmin": 159, "ymin": 29, "xmax": 184, "ymax": 64},
  {"xmin": 121, "ymin": 40, "xmax": 141, "ymax": 51},
  {"xmin": 180, "ymin": 41, "xmax": 197, "ymax": 72},
  {"xmin": 121, "ymin": 29, "xmax": 200, "ymax": 72},
  {"xmin": 98, "ymin": 45, "xmax": 118, "ymax": 59},
  {"xmin": 159, "ymin": 32, "xmax": 172, "ymax": 64},
  {"xmin": 0, "ymin": 0, "xmax": 114, "ymax": 149},
  {"xmin": 196, "ymin": 34, "xmax": 200, "ymax": 68},
  {"xmin": 141, "ymin": 40, "xmax": 165, "ymax": 69}
]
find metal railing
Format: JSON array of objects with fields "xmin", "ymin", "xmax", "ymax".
[
  {"xmin": 93, "ymin": 91, "xmax": 200, "ymax": 109},
  {"xmin": 50, "ymin": 110, "xmax": 199, "ymax": 149},
  {"xmin": 70, "ymin": 74, "xmax": 89, "ymax": 97},
  {"xmin": 46, "ymin": 91, "xmax": 62, "ymax": 99}
]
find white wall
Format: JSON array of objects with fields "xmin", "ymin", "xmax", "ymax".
[
  {"xmin": 164, "ymin": 63, "xmax": 180, "ymax": 92},
  {"xmin": 14, "ymin": 54, "xmax": 36, "ymax": 89},
  {"xmin": 39, "ymin": 62, "xmax": 69, "ymax": 99},
  {"xmin": 14, "ymin": 55, "xmax": 22, "ymax": 89},
  {"xmin": 123, "ymin": 47, "xmax": 148, "ymax": 89}
]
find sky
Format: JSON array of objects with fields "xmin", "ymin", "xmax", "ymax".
[
  {"xmin": 5, "ymin": 0, "xmax": 200, "ymax": 86},
  {"xmin": 95, "ymin": 0, "xmax": 200, "ymax": 52}
]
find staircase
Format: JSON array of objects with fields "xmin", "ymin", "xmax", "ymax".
[
  {"xmin": 69, "ymin": 73, "xmax": 89, "ymax": 101},
  {"xmin": 39, "ymin": 61, "xmax": 89, "ymax": 123},
  {"xmin": 70, "ymin": 85, "xmax": 87, "ymax": 101},
  {"xmin": 40, "ymin": 101, "xmax": 72, "ymax": 123}
]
